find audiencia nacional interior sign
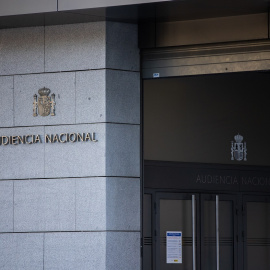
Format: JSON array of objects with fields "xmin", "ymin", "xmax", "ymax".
[{"xmin": 0, "ymin": 133, "xmax": 98, "ymax": 146}]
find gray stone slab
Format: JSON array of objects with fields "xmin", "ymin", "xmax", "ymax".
[
  {"xmin": 75, "ymin": 178, "xmax": 106, "ymax": 231},
  {"xmin": 106, "ymin": 124, "xmax": 140, "ymax": 177},
  {"xmin": 76, "ymin": 177, "xmax": 140, "ymax": 231},
  {"xmin": 75, "ymin": 70, "xmax": 106, "ymax": 124},
  {"xmin": 14, "ymin": 179, "xmax": 76, "ymax": 232},
  {"xmin": 0, "ymin": 0, "xmax": 57, "ymax": 16},
  {"xmin": 106, "ymin": 232, "xmax": 140, "ymax": 270},
  {"xmin": 106, "ymin": 70, "xmax": 140, "ymax": 124},
  {"xmin": 14, "ymin": 72, "xmax": 76, "ymax": 127},
  {"xmin": 75, "ymin": 69, "xmax": 140, "ymax": 125},
  {"xmin": 106, "ymin": 178, "xmax": 140, "ymax": 231},
  {"xmin": 106, "ymin": 22, "xmax": 140, "ymax": 72},
  {"xmin": 0, "ymin": 76, "xmax": 13, "ymax": 127},
  {"xmin": 59, "ymin": 0, "xmax": 174, "ymax": 11},
  {"xmin": 45, "ymin": 22, "xmax": 106, "ymax": 72},
  {"xmin": 0, "ymin": 181, "xmax": 13, "ymax": 232},
  {"xmin": 0, "ymin": 126, "xmax": 45, "ymax": 179},
  {"xmin": 44, "ymin": 124, "xmax": 105, "ymax": 178},
  {"xmin": 0, "ymin": 233, "xmax": 43, "ymax": 270},
  {"xmin": 0, "ymin": 27, "xmax": 44, "ymax": 76},
  {"xmin": 44, "ymin": 232, "xmax": 106, "ymax": 270}
]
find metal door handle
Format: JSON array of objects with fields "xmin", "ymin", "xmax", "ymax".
[
  {"xmin": 216, "ymin": 195, "xmax": 219, "ymax": 270},
  {"xmin": 192, "ymin": 195, "xmax": 196, "ymax": 270}
]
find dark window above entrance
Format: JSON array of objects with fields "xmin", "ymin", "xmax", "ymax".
[{"xmin": 144, "ymin": 72, "xmax": 270, "ymax": 166}]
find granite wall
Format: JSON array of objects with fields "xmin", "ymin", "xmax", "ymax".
[{"xmin": 0, "ymin": 21, "xmax": 141, "ymax": 269}]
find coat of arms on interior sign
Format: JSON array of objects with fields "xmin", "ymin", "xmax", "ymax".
[
  {"xmin": 33, "ymin": 87, "xmax": 56, "ymax": 117},
  {"xmin": 231, "ymin": 134, "xmax": 247, "ymax": 161}
]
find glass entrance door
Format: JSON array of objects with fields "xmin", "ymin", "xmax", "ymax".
[
  {"xmin": 200, "ymin": 194, "xmax": 237, "ymax": 270},
  {"xmin": 143, "ymin": 192, "xmax": 270, "ymax": 270},
  {"xmin": 154, "ymin": 193, "xmax": 237, "ymax": 270},
  {"xmin": 156, "ymin": 193, "xmax": 199, "ymax": 270},
  {"xmin": 243, "ymin": 195, "xmax": 270, "ymax": 270}
]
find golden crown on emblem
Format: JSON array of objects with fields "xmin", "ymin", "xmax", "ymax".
[{"xmin": 38, "ymin": 87, "xmax": 51, "ymax": 96}]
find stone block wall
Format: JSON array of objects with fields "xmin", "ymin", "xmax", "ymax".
[{"xmin": 0, "ymin": 21, "xmax": 140, "ymax": 269}]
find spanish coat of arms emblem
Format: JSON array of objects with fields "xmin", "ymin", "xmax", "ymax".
[
  {"xmin": 33, "ymin": 87, "xmax": 56, "ymax": 117},
  {"xmin": 231, "ymin": 134, "xmax": 247, "ymax": 161}
]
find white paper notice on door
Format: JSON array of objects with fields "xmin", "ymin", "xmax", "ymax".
[{"xmin": 166, "ymin": 231, "xmax": 182, "ymax": 264}]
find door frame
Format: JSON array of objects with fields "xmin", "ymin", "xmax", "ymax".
[
  {"xmin": 155, "ymin": 192, "xmax": 200, "ymax": 270},
  {"xmin": 144, "ymin": 189, "xmax": 270, "ymax": 270},
  {"xmin": 242, "ymin": 194, "xmax": 270, "ymax": 270},
  {"xmin": 200, "ymin": 193, "xmax": 239, "ymax": 270},
  {"xmin": 152, "ymin": 191, "xmax": 240, "ymax": 270}
]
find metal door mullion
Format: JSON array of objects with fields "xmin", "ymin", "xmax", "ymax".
[
  {"xmin": 216, "ymin": 195, "xmax": 219, "ymax": 270},
  {"xmin": 192, "ymin": 195, "xmax": 196, "ymax": 270},
  {"xmin": 236, "ymin": 194, "xmax": 243, "ymax": 270},
  {"xmin": 192, "ymin": 194, "xmax": 201, "ymax": 270},
  {"xmin": 152, "ymin": 191, "xmax": 157, "ymax": 270},
  {"xmin": 155, "ymin": 192, "xmax": 161, "ymax": 270},
  {"xmin": 200, "ymin": 194, "xmax": 206, "ymax": 270},
  {"xmin": 196, "ymin": 194, "xmax": 201, "ymax": 270}
]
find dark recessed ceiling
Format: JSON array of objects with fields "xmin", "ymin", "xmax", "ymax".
[{"xmin": 154, "ymin": 0, "xmax": 270, "ymax": 21}]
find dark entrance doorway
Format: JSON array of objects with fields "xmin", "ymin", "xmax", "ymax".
[
  {"xmin": 143, "ymin": 162, "xmax": 270, "ymax": 270},
  {"xmin": 143, "ymin": 72, "xmax": 270, "ymax": 269}
]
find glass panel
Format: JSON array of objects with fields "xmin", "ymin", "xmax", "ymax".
[
  {"xmin": 143, "ymin": 194, "xmax": 152, "ymax": 270},
  {"xmin": 160, "ymin": 199, "xmax": 193, "ymax": 270},
  {"xmin": 246, "ymin": 202, "xmax": 270, "ymax": 270},
  {"xmin": 203, "ymin": 200, "xmax": 234, "ymax": 270}
]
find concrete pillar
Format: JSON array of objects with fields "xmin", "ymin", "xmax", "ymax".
[{"xmin": 0, "ymin": 21, "xmax": 140, "ymax": 269}]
